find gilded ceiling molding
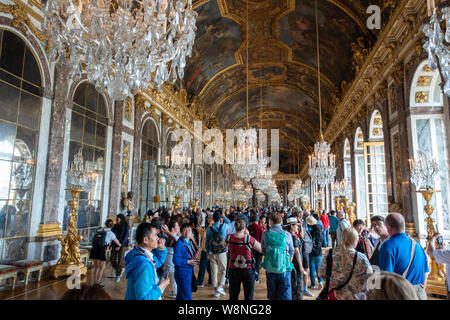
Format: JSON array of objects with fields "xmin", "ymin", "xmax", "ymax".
[
  {"xmin": 323, "ymin": 0, "xmax": 427, "ymax": 144},
  {"xmin": 0, "ymin": 2, "xmax": 47, "ymax": 44},
  {"xmin": 193, "ymin": 0, "xmax": 210, "ymax": 9}
]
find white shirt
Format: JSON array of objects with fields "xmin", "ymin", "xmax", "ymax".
[
  {"xmin": 433, "ymin": 248, "xmax": 450, "ymax": 290},
  {"xmin": 100, "ymin": 228, "xmax": 116, "ymax": 245}
]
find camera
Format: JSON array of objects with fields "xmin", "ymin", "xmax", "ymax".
[{"xmin": 436, "ymin": 235, "xmax": 444, "ymax": 246}]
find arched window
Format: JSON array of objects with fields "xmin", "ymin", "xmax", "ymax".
[
  {"xmin": 363, "ymin": 110, "xmax": 388, "ymax": 222},
  {"xmin": 140, "ymin": 119, "xmax": 159, "ymax": 215},
  {"xmin": 409, "ymin": 61, "xmax": 449, "ymax": 236},
  {"xmin": 410, "ymin": 61, "xmax": 443, "ymax": 107},
  {"xmin": 0, "ymin": 29, "xmax": 43, "ymax": 263},
  {"xmin": 343, "ymin": 138, "xmax": 351, "ymax": 184},
  {"xmin": 354, "ymin": 127, "xmax": 366, "ymax": 220},
  {"xmin": 64, "ymin": 82, "xmax": 108, "ymax": 244}
]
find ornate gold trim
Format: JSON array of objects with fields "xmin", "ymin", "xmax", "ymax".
[
  {"xmin": 0, "ymin": 2, "xmax": 47, "ymax": 42},
  {"xmin": 121, "ymin": 142, "xmax": 130, "ymax": 193},
  {"xmin": 36, "ymin": 223, "xmax": 62, "ymax": 237}
]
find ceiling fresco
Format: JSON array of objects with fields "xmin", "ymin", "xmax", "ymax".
[{"xmin": 186, "ymin": 0, "xmax": 387, "ymax": 173}]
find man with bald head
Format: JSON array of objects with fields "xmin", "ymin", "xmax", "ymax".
[{"xmin": 379, "ymin": 212, "xmax": 429, "ymax": 300}]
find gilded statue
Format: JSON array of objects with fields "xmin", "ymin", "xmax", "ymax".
[
  {"xmin": 121, "ymin": 191, "xmax": 135, "ymax": 215},
  {"xmin": 346, "ymin": 202, "xmax": 357, "ymax": 226}
]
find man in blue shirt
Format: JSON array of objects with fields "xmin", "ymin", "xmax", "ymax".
[
  {"xmin": 379, "ymin": 213, "xmax": 429, "ymax": 300},
  {"xmin": 124, "ymin": 223, "xmax": 169, "ymax": 300},
  {"xmin": 206, "ymin": 210, "xmax": 230, "ymax": 298},
  {"xmin": 328, "ymin": 210, "xmax": 339, "ymax": 248}
]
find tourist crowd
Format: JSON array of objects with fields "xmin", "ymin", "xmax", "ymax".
[{"xmin": 65, "ymin": 205, "xmax": 450, "ymax": 301}]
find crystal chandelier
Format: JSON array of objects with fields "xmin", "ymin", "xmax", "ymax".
[
  {"xmin": 308, "ymin": 0, "xmax": 337, "ymax": 190},
  {"xmin": 423, "ymin": 1, "xmax": 450, "ymax": 96},
  {"xmin": 308, "ymin": 140, "xmax": 336, "ymax": 189},
  {"xmin": 244, "ymin": 183, "xmax": 254, "ymax": 199},
  {"xmin": 252, "ymin": 159, "xmax": 272, "ymax": 190},
  {"xmin": 43, "ymin": 0, "xmax": 197, "ymax": 100},
  {"xmin": 12, "ymin": 155, "xmax": 34, "ymax": 191},
  {"xmin": 165, "ymin": 143, "xmax": 192, "ymax": 189},
  {"xmin": 232, "ymin": 128, "xmax": 259, "ymax": 180},
  {"xmin": 288, "ymin": 179, "xmax": 304, "ymax": 201},
  {"xmin": 409, "ymin": 151, "xmax": 439, "ymax": 190},
  {"xmin": 332, "ymin": 179, "xmax": 352, "ymax": 198},
  {"xmin": 256, "ymin": 190, "xmax": 265, "ymax": 202}
]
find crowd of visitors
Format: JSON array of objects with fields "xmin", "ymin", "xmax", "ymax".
[{"xmin": 63, "ymin": 204, "xmax": 449, "ymax": 301}]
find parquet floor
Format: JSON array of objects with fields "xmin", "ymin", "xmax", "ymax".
[{"xmin": 0, "ymin": 263, "xmax": 320, "ymax": 300}]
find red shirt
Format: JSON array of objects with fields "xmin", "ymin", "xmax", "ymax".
[
  {"xmin": 320, "ymin": 214, "xmax": 330, "ymax": 229},
  {"xmin": 248, "ymin": 222, "xmax": 264, "ymax": 242},
  {"xmin": 227, "ymin": 234, "xmax": 256, "ymax": 269}
]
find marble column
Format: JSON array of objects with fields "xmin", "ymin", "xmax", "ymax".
[
  {"xmin": 396, "ymin": 78, "xmax": 416, "ymax": 231},
  {"xmin": 131, "ymin": 106, "xmax": 143, "ymax": 214},
  {"xmin": 35, "ymin": 65, "xmax": 71, "ymax": 262},
  {"xmin": 108, "ymin": 100, "xmax": 123, "ymax": 217}
]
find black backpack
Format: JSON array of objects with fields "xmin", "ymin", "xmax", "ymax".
[
  {"xmin": 210, "ymin": 224, "xmax": 227, "ymax": 254},
  {"xmin": 92, "ymin": 229, "xmax": 107, "ymax": 249}
]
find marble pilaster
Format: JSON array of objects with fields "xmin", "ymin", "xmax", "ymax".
[
  {"xmin": 108, "ymin": 100, "xmax": 123, "ymax": 217},
  {"xmin": 131, "ymin": 106, "xmax": 143, "ymax": 212},
  {"xmin": 41, "ymin": 64, "xmax": 70, "ymax": 225}
]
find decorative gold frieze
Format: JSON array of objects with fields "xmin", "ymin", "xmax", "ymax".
[
  {"xmin": 36, "ymin": 223, "xmax": 62, "ymax": 237},
  {"xmin": 0, "ymin": 2, "xmax": 48, "ymax": 43},
  {"xmin": 124, "ymin": 97, "xmax": 132, "ymax": 121},
  {"xmin": 417, "ymin": 76, "xmax": 431, "ymax": 87},
  {"xmin": 373, "ymin": 127, "xmax": 382, "ymax": 136},
  {"xmin": 422, "ymin": 64, "xmax": 431, "ymax": 72},
  {"xmin": 415, "ymin": 91, "xmax": 429, "ymax": 103},
  {"xmin": 121, "ymin": 142, "xmax": 130, "ymax": 193},
  {"xmin": 374, "ymin": 118, "xmax": 382, "ymax": 125}
]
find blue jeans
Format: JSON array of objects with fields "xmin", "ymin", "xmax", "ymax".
[
  {"xmin": 266, "ymin": 272, "xmax": 292, "ymax": 300},
  {"xmin": 197, "ymin": 250, "xmax": 208, "ymax": 285},
  {"xmin": 323, "ymin": 228, "xmax": 330, "ymax": 247},
  {"xmin": 309, "ymin": 255, "xmax": 323, "ymax": 287},
  {"xmin": 175, "ymin": 267, "xmax": 192, "ymax": 300}
]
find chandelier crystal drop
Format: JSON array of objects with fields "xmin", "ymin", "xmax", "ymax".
[
  {"xmin": 423, "ymin": 3, "xmax": 450, "ymax": 96},
  {"xmin": 308, "ymin": 139, "xmax": 336, "ymax": 189},
  {"xmin": 43, "ymin": 0, "xmax": 198, "ymax": 101}
]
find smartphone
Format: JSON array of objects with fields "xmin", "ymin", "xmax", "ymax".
[
  {"xmin": 161, "ymin": 267, "xmax": 170, "ymax": 279},
  {"xmin": 436, "ymin": 235, "xmax": 444, "ymax": 246}
]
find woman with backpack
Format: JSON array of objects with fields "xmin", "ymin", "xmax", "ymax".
[
  {"xmin": 90, "ymin": 219, "xmax": 121, "ymax": 286},
  {"xmin": 318, "ymin": 227, "xmax": 373, "ymax": 300},
  {"xmin": 225, "ymin": 217, "xmax": 262, "ymax": 300},
  {"xmin": 306, "ymin": 216, "xmax": 324, "ymax": 290}
]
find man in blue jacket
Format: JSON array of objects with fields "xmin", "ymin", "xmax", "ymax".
[{"xmin": 124, "ymin": 223, "xmax": 170, "ymax": 300}]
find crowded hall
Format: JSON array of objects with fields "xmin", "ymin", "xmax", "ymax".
[{"xmin": 0, "ymin": 0, "xmax": 449, "ymax": 305}]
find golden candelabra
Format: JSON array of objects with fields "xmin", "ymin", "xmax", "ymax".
[
  {"xmin": 316, "ymin": 199, "xmax": 323, "ymax": 212},
  {"xmin": 53, "ymin": 187, "xmax": 87, "ymax": 278},
  {"xmin": 417, "ymin": 190, "xmax": 447, "ymax": 296},
  {"xmin": 173, "ymin": 195, "xmax": 181, "ymax": 210},
  {"xmin": 334, "ymin": 197, "xmax": 343, "ymax": 211}
]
